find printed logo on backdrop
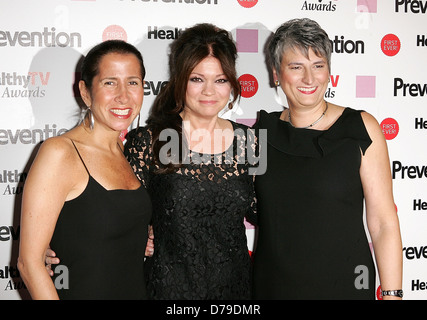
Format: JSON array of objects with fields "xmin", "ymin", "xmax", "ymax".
[
  {"xmin": 394, "ymin": 78, "xmax": 427, "ymax": 97},
  {"xmin": 147, "ymin": 26, "xmax": 183, "ymax": 40},
  {"xmin": 0, "ymin": 170, "xmax": 27, "ymax": 195},
  {"xmin": 380, "ymin": 118, "xmax": 399, "ymax": 140},
  {"xmin": 0, "ymin": 125, "xmax": 67, "ymax": 145},
  {"xmin": 330, "ymin": 36, "xmax": 365, "ymax": 54},
  {"xmin": 238, "ymin": 74, "xmax": 258, "ymax": 98},
  {"xmin": 357, "ymin": 0, "xmax": 377, "ymax": 13},
  {"xmin": 402, "ymin": 243, "xmax": 427, "ymax": 295},
  {"xmin": 0, "ymin": 265, "xmax": 26, "ymax": 292},
  {"xmin": 392, "ymin": 161, "xmax": 427, "ymax": 179},
  {"xmin": 395, "ymin": 0, "xmax": 427, "ymax": 13},
  {"xmin": 0, "ymin": 28, "xmax": 81, "ymax": 47},
  {"xmin": 236, "ymin": 29, "xmax": 258, "ymax": 53},
  {"xmin": 301, "ymin": 0, "xmax": 338, "ymax": 11},
  {"xmin": 237, "ymin": 0, "xmax": 258, "ymax": 8},
  {"xmin": 417, "ymin": 34, "xmax": 427, "ymax": 46},
  {"xmin": 103, "ymin": 25, "xmax": 127, "ymax": 42},
  {"xmin": 118, "ymin": 0, "xmax": 218, "ymax": 4},
  {"xmin": 0, "ymin": 72, "xmax": 49, "ymax": 99},
  {"xmin": 356, "ymin": 75, "xmax": 375, "ymax": 98},
  {"xmin": 0, "ymin": 225, "xmax": 20, "ymax": 241},
  {"xmin": 381, "ymin": 34, "xmax": 401, "ymax": 56},
  {"xmin": 326, "ymin": 75, "xmax": 340, "ymax": 98}
]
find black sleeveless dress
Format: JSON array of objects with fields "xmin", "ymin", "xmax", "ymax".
[
  {"xmin": 252, "ymin": 108, "xmax": 376, "ymax": 300},
  {"xmin": 125, "ymin": 122, "xmax": 257, "ymax": 300},
  {"xmin": 50, "ymin": 141, "xmax": 152, "ymax": 299}
]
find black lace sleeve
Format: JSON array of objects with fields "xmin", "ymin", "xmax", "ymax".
[
  {"xmin": 235, "ymin": 123, "xmax": 258, "ymax": 226},
  {"xmin": 124, "ymin": 127, "xmax": 153, "ymax": 188}
]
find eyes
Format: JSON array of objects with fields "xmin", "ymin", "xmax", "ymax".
[
  {"xmin": 289, "ymin": 63, "xmax": 326, "ymax": 71},
  {"xmin": 189, "ymin": 76, "xmax": 229, "ymax": 84},
  {"xmin": 102, "ymin": 78, "xmax": 143, "ymax": 87}
]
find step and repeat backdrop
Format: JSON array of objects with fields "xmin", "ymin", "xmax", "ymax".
[{"xmin": 0, "ymin": 0, "xmax": 426, "ymax": 300}]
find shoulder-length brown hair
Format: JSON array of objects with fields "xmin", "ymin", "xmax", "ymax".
[{"xmin": 147, "ymin": 23, "xmax": 240, "ymax": 173}]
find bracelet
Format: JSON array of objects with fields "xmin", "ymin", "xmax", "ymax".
[{"xmin": 382, "ymin": 289, "xmax": 403, "ymax": 298}]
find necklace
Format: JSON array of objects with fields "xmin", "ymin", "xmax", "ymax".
[{"xmin": 288, "ymin": 102, "xmax": 329, "ymax": 129}]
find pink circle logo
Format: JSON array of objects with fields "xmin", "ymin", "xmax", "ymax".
[
  {"xmin": 380, "ymin": 118, "xmax": 399, "ymax": 140},
  {"xmin": 102, "ymin": 25, "xmax": 127, "ymax": 42},
  {"xmin": 238, "ymin": 74, "xmax": 258, "ymax": 98},
  {"xmin": 237, "ymin": 0, "xmax": 258, "ymax": 8},
  {"xmin": 381, "ymin": 34, "xmax": 400, "ymax": 56}
]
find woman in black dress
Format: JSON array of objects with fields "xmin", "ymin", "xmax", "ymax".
[
  {"xmin": 125, "ymin": 23, "xmax": 257, "ymax": 300},
  {"xmin": 18, "ymin": 40, "xmax": 151, "ymax": 299},
  {"xmin": 252, "ymin": 18, "xmax": 403, "ymax": 300}
]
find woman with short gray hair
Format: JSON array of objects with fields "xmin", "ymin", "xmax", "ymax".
[{"xmin": 252, "ymin": 18, "xmax": 403, "ymax": 300}]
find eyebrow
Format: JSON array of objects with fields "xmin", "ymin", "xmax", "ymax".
[
  {"xmin": 189, "ymin": 72, "xmax": 227, "ymax": 77},
  {"xmin": 100, "ymin": 76, "xmax": 142, "ymax": 81},
  {"xmin": 287, "ymin": 60, "xmax": 326, "ymax": 66}
]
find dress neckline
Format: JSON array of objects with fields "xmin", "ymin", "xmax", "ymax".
[
  {"xmin": 277, "ymin": 107, "xmax": 350, "ymax": 134},
  {"xmin": 187, "ymin": 120, "xmax": 239, "ymax": 157},
  {"xmin": 256, "ymin": 107, "xmax": 372, "ymax": 159}
]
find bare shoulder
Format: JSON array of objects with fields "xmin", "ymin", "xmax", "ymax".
[
  {"xmin": 35, "ymin": 135, "xmax": 76, "ymax": 165},
  {"xmin": 360, "ymin": 110, "xmax": 380, "ymax": 126},
  {"xmin": 359, "ymin": 111, "xmax": 384, "ymax": 139}
]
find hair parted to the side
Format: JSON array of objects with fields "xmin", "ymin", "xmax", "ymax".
[
  {"xmin": 146, "ymin": 23, "xmax": 240, "ymax": 173},
  {"xmin": 268, "ymin": 18, "xmax": 332, "ymax": 74}
]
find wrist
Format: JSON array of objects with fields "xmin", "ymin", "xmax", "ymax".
[{"xmin": 381, "ymin": 289, "xmax": 403, "ymax": 299}]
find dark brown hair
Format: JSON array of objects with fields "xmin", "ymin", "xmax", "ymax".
[
  {"xmin": 147, "ymin": 23, "xmax": 240, "ymax": 173},
  {"xmin": 81, "ymin": 39, "xmax": 145, "ymax": 90}
]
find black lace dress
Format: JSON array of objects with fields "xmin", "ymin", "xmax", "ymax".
[{"xmin": 125, "ymin": 121, "xmax": 257, "ymax": 300}]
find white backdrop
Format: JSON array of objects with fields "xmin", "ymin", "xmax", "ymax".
[{"xmin": 0, "ymin": 0, "xmax": 426, "ymax": 300}]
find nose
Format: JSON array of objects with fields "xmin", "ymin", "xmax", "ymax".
[
  {"xmin": 201, "ymin": 81, "xmax": 215, "ymax": 96},
  {"xmin": 115, "ymin": 83, "xmax": 130, "ymax": 104},
  {"xmin": 302, "ymin": 68, "xmax": 314, "ymax": 84}
]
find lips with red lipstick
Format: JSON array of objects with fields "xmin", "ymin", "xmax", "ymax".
[
  {"xmin": 298, "ymin": 87, "xmax": 317, "ymax": 94},
  {"xmin": 110, "ymin": 108, "xmax": 132, "ymax": 119}
]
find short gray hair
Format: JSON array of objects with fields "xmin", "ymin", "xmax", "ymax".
[{"xmin": 268, "ymin": 18, "xmax": 332, "ymax": 74}]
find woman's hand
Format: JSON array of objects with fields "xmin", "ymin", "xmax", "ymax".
[
  {"xmin": 145, "ymin": 225, "xmax": 154, "ymax": 257},
  {"xmin": 45, "ymin": 248, "xmax": 60, "ymax": 277}
]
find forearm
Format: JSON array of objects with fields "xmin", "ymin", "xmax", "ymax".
[
  {"xmin": 370, "ymin": 220, "xmax": 403, "ymax": 300},
  {"xmin": 18, "ymin": 258, "xmax": 59, "ymax": 300}
]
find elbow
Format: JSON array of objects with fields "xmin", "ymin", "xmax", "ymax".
[{"xmin": 17, "ymin": 255, "xmax": 30, "ymax": 284}]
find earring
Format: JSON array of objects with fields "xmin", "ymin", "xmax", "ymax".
[
  {"xmin": 275, "ymin": 80, "xmax": 280, "ymax": 87},
  {"xmin": 228, "ymin": 102, "xmax": 233, "ymax": 110},
  {"xmin": 87, "ymin": 107, "xmax": 94, "ymax": 130}
]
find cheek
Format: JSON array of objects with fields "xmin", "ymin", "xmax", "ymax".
[
  {"xmin": 320, "ymin": 73, "xmax": 330, "ymax": 85},
  {"xmin": 218, "ymin": 85, "xmax": 232, "ymax": 99},
  {"xmin": 279, "ymin": 72, "xmax": 297, "ymax": 91},
  {"xmin": 185, "ymin": 84, "xmax": 199, "ymax": 99}
]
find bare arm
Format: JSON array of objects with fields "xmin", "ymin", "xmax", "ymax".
[
  {"xmin": 18, "ymin": 138, "xmax": 75, "ymax": 299},
  {"xmin": 360, "ymin": 112, "xmax": 403, "ymax": 300}
]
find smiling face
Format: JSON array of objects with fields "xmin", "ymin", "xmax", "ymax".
[
  {"xmin": 79, "ymin": 52, "xmax": 144, "ymax": 132},
  {"xmin": 183, "ymin": 56, "xmax": 232, "ymax": 120},
  {"xmin": 274, "ymin": 47, "xmax": 330, "ymax": 110}
]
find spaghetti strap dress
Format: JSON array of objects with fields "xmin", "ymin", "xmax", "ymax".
[
  {"xmin": 50, "ymin": 140, "xmax": 152, "ymax": 299},
  {"xmin": 252, "ymin": 107, "xmax": 376, "ymax": 300}
]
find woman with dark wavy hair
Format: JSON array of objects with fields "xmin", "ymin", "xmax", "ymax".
[{"xmin": 125, "ymin": 23, "xmax": 257, "ymax": 300}]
